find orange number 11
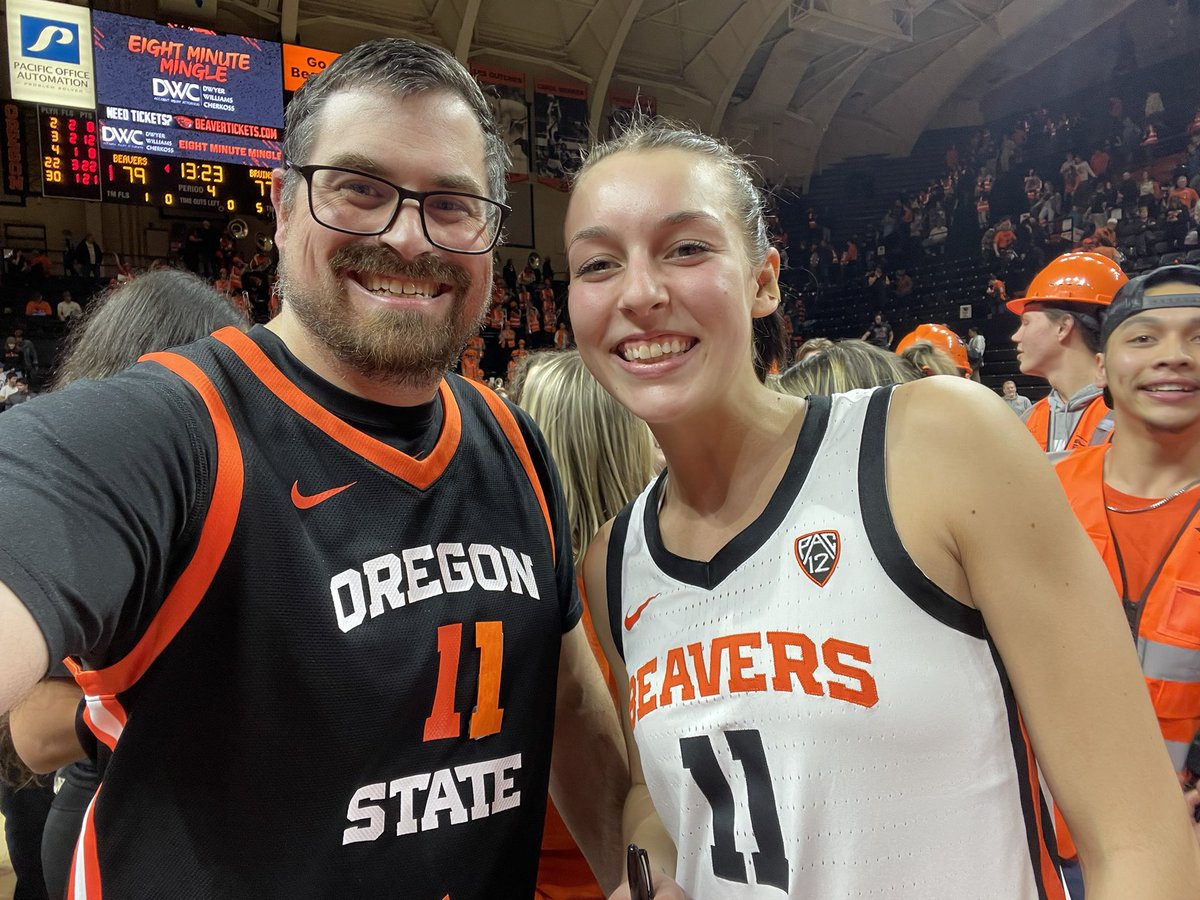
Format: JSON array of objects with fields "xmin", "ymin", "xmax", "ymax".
[{"xmin": 423, "ymin": 621, "xmax": 505, "ymax": 742}]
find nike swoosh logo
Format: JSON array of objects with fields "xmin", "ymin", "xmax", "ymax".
[
  {"xmin": 291, "ymin": 480, "xmax": 356, "ymax": 510},
  {"xmin": 624, "ymin": 594, "xmax": 659, "ymax": 632}
]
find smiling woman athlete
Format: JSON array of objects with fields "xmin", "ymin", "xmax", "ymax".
[{"xmin": 564, "ymin": 120, "xmax": 1200, "ymax": 900}]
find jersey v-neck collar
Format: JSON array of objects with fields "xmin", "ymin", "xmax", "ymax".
[
  {"xmin": 214, "ymin": 325, "xmax": 461, "ymax": 489},
  {"xmin": 643, "ymin": 394, "xmax": 832, "ymax": 590}
]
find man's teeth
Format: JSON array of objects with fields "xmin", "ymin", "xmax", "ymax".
[
  {"xmin": 1146, "ymin": 385, "xmax": 1194, "ymax": 392},
  {"xmin": 360, "ymin": 275, "xmax": 438, "ymax": 297},
  {"xmin": 621, "ymin": 339, "xmax": 689, "ymax": 361}
]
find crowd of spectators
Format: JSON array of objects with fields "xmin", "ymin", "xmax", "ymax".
[
  {"xmin": 176, "ymin": 220, "xmax": 278, "ymax": 322},
  {"xmin": 0, "ymin": 213, "xmax": 577, "ymax": 395},
  {"xmin": 464, "ymin": 250, "xmax": 571, "ymax": 386},
  {"xmin": 784, "ymin": 84, "xmax": 1200, "ymax": 326},
  {"xmin": 0, "ymin": 220, "xmax": 283, "ymax": 398}
]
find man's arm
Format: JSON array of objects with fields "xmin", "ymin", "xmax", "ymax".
[
  {"xmin": 0, "ymin": 370, "xmax": 212, "ymax": 688},
  {"xmin": 8, "ymin": 677, "xmax": 84, "ymax": 773},
  {"xmin": 550, "ymin": 621, "xmax": 629, "ymax": 894},
  {"xmin": 0, "ymin": 582, "xmax": 49, "ymax": 716}
]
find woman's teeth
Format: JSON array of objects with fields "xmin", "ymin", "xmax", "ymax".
[{"xmin": 621, "ymin": 339, "xmax": 690, "ymax": 361}]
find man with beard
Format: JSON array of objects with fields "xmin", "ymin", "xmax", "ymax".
[{"xmin": 0, "ymin": 39, "xmax": 626, "ymax": 899}]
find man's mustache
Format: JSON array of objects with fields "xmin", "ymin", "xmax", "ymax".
[{"xmin": 329, "ymin": 245, "xmax": 472, "ymax": 290}]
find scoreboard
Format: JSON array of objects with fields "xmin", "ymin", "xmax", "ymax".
[
  {"xmin": 101, "ymin": 151, "xmax": 272, "ymax": 214},
  {"xmin": 38, "ymin": 106, "xmax": 102, "ymax": 201},
  {"xmin": 4, "ymin": 11, "xmax": 338, "ymax": 212}
]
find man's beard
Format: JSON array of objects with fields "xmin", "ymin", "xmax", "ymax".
[{"xmin": 277, "ymin": 243, "xmax": 485, "ymax": 387}]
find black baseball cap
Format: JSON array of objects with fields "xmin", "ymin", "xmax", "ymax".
[{"xmin": 1101, "ymin": 264, "xmax": 1200, "ymax": 347}]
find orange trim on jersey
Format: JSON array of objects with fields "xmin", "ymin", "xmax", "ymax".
[
  {"xmin": 80, "ymin": 694, "xmax": 127, "ymax": 752},
  {"xmin": 1019, "ymin": 713, "xmax": 1066, "ymax": 898},
  {"xmin": 461, "ymin": 378, "xmax": 555, "ymax": 563},
  {"xmin": 69, "ymin": 352, "xmax": 245, "ymax": 699},
  {"xmin": 68, "ymin": 787, "xmax": 102, "ymax": 899},
  {"xmin": 214, "ymin": 327, "xmax": 461, "ymax": 490}
]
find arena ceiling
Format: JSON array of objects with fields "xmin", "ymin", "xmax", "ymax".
[{"xmin": 156, "ymin": 0, "xmax": 1180, "ymax": 183}]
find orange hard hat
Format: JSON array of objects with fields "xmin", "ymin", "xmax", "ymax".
[
  {"xmin": 1005, "ymin": 251, "xmax": 1128, "ymax": 315},
  {"xmin": 896, "ymin": 323, "xmax": 971, "ymax": 375}
]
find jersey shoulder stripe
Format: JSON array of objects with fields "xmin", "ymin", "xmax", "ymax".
[
  {"xmin": 857, "ymin": 387, "xmax": 985, "ymax": 637},
  {"xmin": 69, "ymin": 349, "xmax": 245, "ymax": 699},
  {"xmin": 606, "ymin": 493, "xmax": 641, "ymax": 660},
  {"xmin": 460, "ymin": 377, "xmax": 555, "ymax": 563}
]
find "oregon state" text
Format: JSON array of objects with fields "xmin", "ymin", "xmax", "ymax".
[
  {"xmin": 331, "ymin": 542, "xmax": 539, "ymax": 633},
  {"xmin": 342, "ymin": 752, "xmax": 522, "ymax": 844}
]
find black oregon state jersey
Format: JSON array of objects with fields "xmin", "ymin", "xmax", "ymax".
[{"xmin": 64, "ymin": 326, "xmax": 576, "ymax": 898}]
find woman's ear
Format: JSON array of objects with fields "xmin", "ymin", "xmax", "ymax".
[{"xmin": 752, "ymin": 246, "xmax": 782, "ymax": 318}]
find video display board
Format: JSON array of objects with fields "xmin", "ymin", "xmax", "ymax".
[{"xmin": 92, "ymin": 11, "xmax": 282, "ymax": 170}]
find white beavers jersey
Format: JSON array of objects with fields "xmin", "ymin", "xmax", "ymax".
[{"xmin": 606, "ymin": 388, "xmax": 1064, "ymax": 900}]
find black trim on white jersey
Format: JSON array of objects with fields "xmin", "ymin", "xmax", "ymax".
[
  {"xmin": 642, "ymin": 395, "xmax": 831, "ymax": 591},
  {"xmin": 859, "ymin": 386, "xmax": 987, "ymax": 638},
  {"xmin": 607, "ymin": 502, "xmax": 636, "ymax": 661},
  {"xmin": 989, "ymin": 640, "xmax": 1058, "ymax": 900}
]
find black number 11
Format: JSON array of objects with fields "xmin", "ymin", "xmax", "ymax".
[{"xmin": 680, "ymin": 729, "xmax": 789, "ymax": 892}]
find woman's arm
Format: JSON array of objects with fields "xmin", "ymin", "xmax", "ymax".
[{"xmin": 889, "ymin": 378, "xmax": 1200, "ymax": 900}]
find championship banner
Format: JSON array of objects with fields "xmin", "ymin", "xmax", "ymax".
[
  {"xmin": 607, "ymin": 90, "xmax": 656, "ymax": 139},
  {"xmin": 6, "ymin": 0, "xmax": 95, "ymax": 108},
  {"xmin": 471, "ymin": 65, "xmax": 528, "ymax": 184},
  {"xmin": 534, "ymin": 78, "xmax": 586, "ymax": 192}
]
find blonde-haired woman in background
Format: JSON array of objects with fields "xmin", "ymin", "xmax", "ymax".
[
  {"xmin": 515, "ymin": 349, "xmax": 656, "ymax": 898},
  {"xmin": 776, "ymin": 339, "xmax": 918, "ymax": 397}
]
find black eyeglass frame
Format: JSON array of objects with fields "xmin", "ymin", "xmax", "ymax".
[{"xmin": 286, "ymin": 162, "xmax": 511, "ymax": 255}]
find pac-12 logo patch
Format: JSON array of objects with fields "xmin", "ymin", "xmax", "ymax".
[{"xmin": 794, "ymin": 530, "xmax": 840, "ymax": 587}]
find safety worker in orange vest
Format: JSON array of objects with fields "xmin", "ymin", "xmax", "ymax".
[
  {"xmin": 1053, "ymin": 264, "xmax": 1200, "ymax": 896},
  {"xmin": 1008, "ymin": 251, "xmax": 1128, "ymax": 451}
]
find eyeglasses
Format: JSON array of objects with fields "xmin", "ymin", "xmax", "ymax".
[{"xmin": 286, "ymin": 163, "xmax": 510, "ymax": 255}]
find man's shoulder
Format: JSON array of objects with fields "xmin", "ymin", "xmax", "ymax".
[{"xmin": 18, "ymin": 356, "xmax": 213, "ymax": 430}]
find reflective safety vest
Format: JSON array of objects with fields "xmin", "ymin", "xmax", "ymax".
[
  {"xmin": 1025, "ymin": 394, "xmax": 1114, "ymax": 452},
  {"xmin": 1053, "ymin": 445, "xmax": 1200, "ymax": 858},
  {"xmin": 1055, "ymin": 445, "xmax": 1200, "ymax": 768}
]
